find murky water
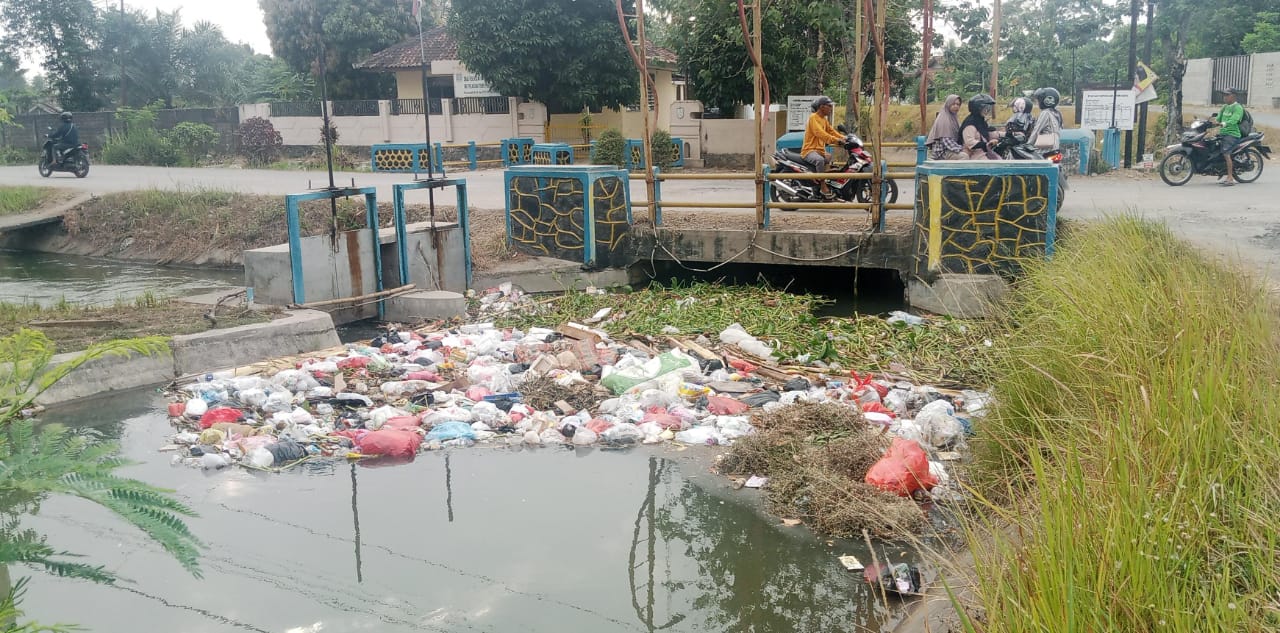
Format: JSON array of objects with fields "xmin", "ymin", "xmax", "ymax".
[
  {"xmin": 22, "ymin": 390, "xmax": 913, "ymax": 632},
  {"xmin": 0, "ymin": 250, "xmax": 241, "ymax": 306}
]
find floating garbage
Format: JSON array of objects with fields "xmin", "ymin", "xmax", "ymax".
[{"xmin": 159, "ymin": 283, "xmax": 992, "ymax": 527}]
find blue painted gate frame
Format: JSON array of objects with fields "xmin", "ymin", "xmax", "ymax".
[
  {"xmin": 390, "ymin": 179, "xmax": 473, "ymax": 290},
  {"xmin": 284, "ymin": 187, "xmax": 392, "ymax": 317}
]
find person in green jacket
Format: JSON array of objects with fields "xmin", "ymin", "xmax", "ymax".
[{"xmin": 1215, "ymin": 87, "xmax": 1245, "ymax": 186}]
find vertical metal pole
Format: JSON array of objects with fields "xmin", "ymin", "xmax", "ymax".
[
  {"xmin": 118, "ymin": 0, "xmax": 126, "ymax": 107},
  {"xmin": 853, "ymin": 0, "xmax": 865, "ymax": 130},
  {"xmin": 1124, "ymin": 0, "xmax": 1138, "ymax": 168},
  {"xmin": 636, "ymin": 0, "xmax": 657, "ymax": 226},
  {"xmin": 871, "ymin": 0, "xmax": 887, "ymax": 229},
  {"xmin": 753, "ymin": 0, "xmax": 764, "ymax": 229},
  {"xmin": 919, "ymin": 0, "xmax": 932, "ymax": 134},
  {"xmin": 1136, "ymin": 0, "xmax": 1155, "ymax": 163},
  {"xmin": 990, "ymin": 0, "xmax": 1001, "ymax": 97}
]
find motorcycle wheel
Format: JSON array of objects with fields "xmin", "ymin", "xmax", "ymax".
[
  {"xmin": 856, "ymin": 178, "xmax": 899, "ymax": 204},
  {"xmin": 1159, "ymin": 153, "xmax": 1194, "ymax": 186},
  {"xmin": 37, "ymin": 159, "xmax": 52, "ymax": 178},
  {"xmin": 1057, "ymin": 183, "xmax": 1065, "ymax": 212},
  {"xmin": 1233, "ymin": 148, "xmax": 1263, "ymax": 183},
  {"xmin": 73, "ymin": 155, "xmax": 89, "ymax": 178}
]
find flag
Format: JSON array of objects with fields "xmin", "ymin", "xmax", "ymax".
[{"xmin": 410, "ymin": 0, "xmax": 421, "ymax": 22}]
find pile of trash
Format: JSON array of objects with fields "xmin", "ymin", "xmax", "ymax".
[{"xmin": 161, "ymin": 307, "xmax": 990, "ymax": 504}]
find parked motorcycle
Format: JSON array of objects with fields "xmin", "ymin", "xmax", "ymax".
[
  {"xmin": 770, "ymin": 125, "xmax": 899, "ymax": 206},
  {"xmin": 1159, "ymin": 118, "xmax": 1270, "ymax": 186},
  {"xmin": 991, "ymin": 130, "xmax": 1067, "ymax": 212},
  {"xmin": 38, "ymin": 129, "xmax": 90, "ymax": 178}
]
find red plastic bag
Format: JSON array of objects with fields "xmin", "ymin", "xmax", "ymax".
[
  {"xmin": 861, "ymin": 402, "xmax": 897, "ymax": 418},
  {"xmin": 337, "ymin": 356, "xmax": 371, "ymax": 370},
  {"xmin": 167, "ymin": 402, "xmax": 186, "ymax": 417},
  {"xmin": 406, "ymin": 370, "xmax": 442, "ymax": 382},
  {"xmin": 354, "ymin": 429, "xmax": 421, "ymax": 458},
  {"xmin": 383, "ymin": 416, "xmax": 422, "ymax": 430},
  {"xmin": 865, "ymin": 438, "xmax": 937, "ymax": 496},
  {"xmin": 707, "ymin": 395, "xmax": 750, "ymax": 416},
  {"xmin": 643, "ymin": 412, "xmax": 684, "ymax": 430},
  {"xmin": 586, "ymin": 418, "xmax": 615, "ymax": 434},
  {"xmin": 199, "ymin": 407, "xmax": 244, "ymax": 429}
]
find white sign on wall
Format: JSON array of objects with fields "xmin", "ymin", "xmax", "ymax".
[
  {"xmin": 453, "ymin": 72, "xmax": 500, "ymax": 98},
  {"xmin": 787, "ymin": 95, "xmax": 821, "ymax": 131},
  {"xmin": 1080, "ymin": 90, "xmax": 1137, "ymax": 130}
]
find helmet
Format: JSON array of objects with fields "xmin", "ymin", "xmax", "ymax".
[
  {"xmin": 811, "ymin": 96, "xmax": 834, "ymax": 112},
  {"xmin": 1035, "ymin": 87, "xmax": 1060, "ymax": 109},
  {"xmin": 1010, "ymin": 97, "xmax": 1030, "ymax": 114},
  {"xmin": 59, "ymin": 111, "xmax": 72, "ymax": 122},
  {"xmin": 968, "ymin": 93, "xmax": 995, "ymax": 116}
]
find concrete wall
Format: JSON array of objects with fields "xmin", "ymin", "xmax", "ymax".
[
  {"xmin": 241, "ymin": 100, "xmax": 522, "ymax": 146},
  {"xmin": 1250, "ymin": 52, "xmax": 1280, "ymax": 109},
  {"xmin": 1184, "ymin": 58, "xmax": 1214, "ymax": 106}
]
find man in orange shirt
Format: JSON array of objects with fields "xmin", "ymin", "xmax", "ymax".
[{"xmin": 801, "ymin": 96, "xmax": 846, "ymax": 199}]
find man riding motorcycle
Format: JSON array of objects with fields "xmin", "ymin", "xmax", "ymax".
[
  {"xmin": 1215, "ymin": 88, "xmax": 1245, "ymax": 186},
  {"xmin": 47, "ymin": 112, "xmax": 79, "ymax": 165},
  {"xmin": 801, "ymin": 96, "xmax": 845, "ymax": 199}
]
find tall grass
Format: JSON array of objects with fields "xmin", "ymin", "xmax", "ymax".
[
  {"xmin": 0, "ymin": 186, "xmax": 51, "ymax": 216},
  {"xmin": 962, "ymin": 216, "xmax": 1280, "ymax": 631}
]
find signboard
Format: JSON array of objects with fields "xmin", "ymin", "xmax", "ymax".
[
  {"xmin": 1142, "ymin": 153, "xmax": 1155, "ymax": 169},
  {"xmin": 453, "ymin": 72, "xmax": 500, "ymax": 98},
  {"xmin": 1080, "ymin": 90, "xmax": 1136, "ymax": 130},
  {"xmin": 1133, "ymin": 61, "xmax": 1159, "ymax": 104},
  {"xmin": 787, "ymin": 95, "xmax": 821, "ymax": 132}
]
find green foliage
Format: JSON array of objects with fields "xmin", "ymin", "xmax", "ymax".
[
  {"xmin": 0, "ymin": 329, "xmax": 201, "ymax": 629},
  {"xmin": 165, "ymin": 122, "xmax": 220, "ymax": 164},
  {"xmin": 594, "ymin": 128, "xmax": 626, "ymax": 167},
  {"xmin": 1243, "ymin": 12, "xmax": 1280, "ymax": 54},
  {"xmin": 319, "ymin": 119, "xmax": 339, "ymax": 147},
  {"xmin": 650, "ymin": 129, "xmax": 678, "ymax": 171},
  {"xmin": 237, "ymin": 117, "xmax": 283, "ymax": 166},
  {"xmin": 0, "ymin": 0, "xmax": 103, "ymax": 110},
  {"xmin": 449, "ymin": 0, "xmax": 639, "ymax": 114},
  {"xmin": 967, "ymin": 218, "xmax": 1280, "ymax": 631},
  {"xmin": 0, "ymin": 147, "xmax": 33, "ymax": 167},
  {"xmin": 578, "ymin": 108, "xmax": 594, "ymax": 144},
  {"xmin": 100, "ymin": 106, "xmax": 178, "ymax": 167},
  {"xmin": 259, "ymin": 0, "xmax": 416, "ymax": 99}
]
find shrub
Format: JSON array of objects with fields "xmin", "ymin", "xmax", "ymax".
[
  {"xmin": 594, "ymin": 128, "xmax": 625, "ymax": 167},
  {"xmin": 238, "ymin": 117, "xmax": 283, "ymax": 166},
  {"xmin": 0, "ymin": 146, "xmax": 35, "ymax": 166},
  {"xmin": 165, "ymin": 122, "xmax": 221, "ymax": 165},
  {"xmin": 651, "ymin": 129, "xmax": 679, "ymax": 170},
  {"xmin": 101, "ymin": 104, "xmax": 179, "ymax": 166},
  {"xmin": 319, "ymin": 119, "xmax": 339, "ymax": 147}
]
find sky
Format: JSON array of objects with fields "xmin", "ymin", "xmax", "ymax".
[{"xmin": 120, "ymin": 0, "xmax": 273, "ymax": 54}]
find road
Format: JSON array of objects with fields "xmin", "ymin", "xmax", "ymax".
[{"xmin": 3, "ymin": 160, "xmax": 1280, "ymax": 274}]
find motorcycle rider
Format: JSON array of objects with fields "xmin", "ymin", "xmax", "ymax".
[
  {"xmin": 801, "ymin": 95, "xmax": 846, "ymax": 199},
  {"xmin": 960, "ymin": 93, "xmax": 1000, "ymax": 159},
  {"xmin": 1029, "ymin": 87, "xmax": 1062, "ymax": 151},
  {"xmin": 925, "ymin": 94, "xmax": 966, "ymax": 160},
  {"xmin": 47, "ymin": 112, "xmax": 79, "ymax": 165},
  {"xmin": 1214, "ymin": 87, "xmax": 1244, "ymax": 186},
  {"xmin": 1004, "ymin": 96, "xmax": 1035, "ymax": 143}
]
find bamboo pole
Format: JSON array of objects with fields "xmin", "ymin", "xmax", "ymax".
[{"xmin": 288, "ymin": 284, "xmax": 417, "ymax": 309}]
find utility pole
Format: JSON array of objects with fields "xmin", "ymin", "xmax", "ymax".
[
  {"xmin": 119, "ymin": 0, "xmax": 126, "ymax": 108},
  {"xmin": 919, "ymin": 0, "xmax": 932, "ymax": 131},
  {"xmin": 1136, "ymin": 0, "xmax": 1156, "ymax": 163},
  {"xmin": 1124, "ymin": 0, "xmax": 1138, "ymax": 168},
  {"xmin": 990, "ymin": 0, "xmax": 1001, "ymax": 97}
]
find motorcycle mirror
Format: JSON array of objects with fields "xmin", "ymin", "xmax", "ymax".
[{"xmin": 836, "ymin": 124, "xmax": 848, "ymax": 133}]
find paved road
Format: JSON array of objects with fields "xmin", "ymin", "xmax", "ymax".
[{"xmin": 3, "ymin": 160, "xmax": 1279, "ymax": 274}]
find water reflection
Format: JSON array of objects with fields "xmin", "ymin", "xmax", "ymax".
[{"xmin": 0, "ymin": 249, "xmax": 240, "ymax": 306}]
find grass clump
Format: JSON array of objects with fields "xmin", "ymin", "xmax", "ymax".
[
  {"xmin": 0, "ymin": 186, "xmax": 54, "ymax": 216},
  {"xmin": 962, "ymin": 216, "xmax": 1280, "ymax": 631},
  {"xmin": 720, "ymin": 402, "xmax": 922, "ymax": 539}
]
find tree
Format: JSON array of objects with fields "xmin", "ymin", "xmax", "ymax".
[
  {"xmin": 0, "ymin": 330, "xmax": 202, "ymax": 630},
  {"xmin": 448, "ymin": 0, "xmax": 639, "ymax": 115},
  {"xmin": 1243, "ymin": 12, "xmax": 1280, "ymax": 54},
  {"xmin": 0, "ymin": 0, "xmax": 105, "ymax": 111},
  {"xmin": 259, "ymin": 0, "xmax": 418, "ymax": 99}
]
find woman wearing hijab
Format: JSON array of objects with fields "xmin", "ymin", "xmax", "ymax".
[
  {"xmin": 960, "ymin": 93, "xmax": 1000, "ymax": 160},
  {"xmin": 925, "ymin": 94, "xmax": 966, "ymax": 160}
]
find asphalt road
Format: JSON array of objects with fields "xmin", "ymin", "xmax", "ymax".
[{"xmin": 3, "ymin": 159, "xmax": 1279, "ymax": 274}]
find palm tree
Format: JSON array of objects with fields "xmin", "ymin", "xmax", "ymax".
[{"xmin": 0, "ymin": 329, "xmax": 203, "ymax": 630}]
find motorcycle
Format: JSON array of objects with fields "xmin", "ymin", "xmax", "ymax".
[
  {"xmin": 1159, "ymin": 117, "xmax": 1270, "ymax": 186},
  {"xmin": 38, "ymin": 129, "xmax": 90, "ymax": 178},
  {"xmin": 770, "ymin": 125, "xmax": 899, "ymax": 206},
  {"xmin": 992, "ymin": 128, "xmax": 1067, "ymax": 212}
]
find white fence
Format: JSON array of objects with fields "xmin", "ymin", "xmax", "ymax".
[{"xmin": 238, "ymin": 98, "xmax": 547, "ymax": 146}]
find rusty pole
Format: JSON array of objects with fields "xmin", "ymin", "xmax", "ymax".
[{"xmin": 919, "ymin": 0, "xmax": 933, "ymax": 133}]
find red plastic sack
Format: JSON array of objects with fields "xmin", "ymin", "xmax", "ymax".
[
  {"xmin": 406, "ymin": 370, "xmax": 442, "ymax": 382},
  {"xmin": 586, "ymin": 418, "xmax": 615, "ymax": 434},
  {"xmin": 199, "ymin": 407, "xmax": 244, "ymax": 429},
  {"xmin": 382, "ymin": 416, "xmax": 422, "ymax": 430},
  {"xmin": 707, "ymin": 395, "xmax": 750, "ymax": 416},
  {"xmin": 865, "ymin": 438, "xmax": 937, "ymax": 496},
  {"xmin": 643, "ymin": 412, "xmax": 684, "ymax": 430},
  {"xmin": 861, "ymin": 402, "xmax": 897, "ymax": 418},
  {"xmin": 354, "ymin": 429, "xmax": 421, "ymax": 458},
  {"xmin": 167, "ymin": 402, "xmax": 186, "ymax": 417},
  {"xmin": 337, "ymin": 356, "xmax": 371, "ymax": 370}
]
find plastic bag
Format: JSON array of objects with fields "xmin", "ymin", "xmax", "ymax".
[
  {"xmin": 354, "ymin": 429, "xmax": 421, "ymax": 458},
  {"xmin": 266, "ymin": 439, "xmax": 307, "ymax": 463},
  {"xmin": 706, "ymin": 395, "xmax": 749, "ymax": 416},
  {"xmin": 383, "ymin": 416, "xmax": 422, "ymax": 430},
  {"xmin": 718, "ymin": 323, "xmax": 752, "ymax": 345},
  {"xmin": 914, "ymin": 399, "xmax": 963, "ymax": 449},
  {"xmin": 184, "ymin": 397, "xmax": 208, "ymax": 419},
  {"xmin": 865, "ymin": 438, "xmax": 938, "ymax": 496},
  {"xmin": 381, "ymin": 381, "xmax": 433, "ymax": 398},
  {"xmin": 247, "ymin": 447, "xmax": 275, "ymax": 468},
  {"xmin": 601, "ymin": 423, "xmax": 644, "ymax": 445},
  {"xmin": 425, "ymin": 421, "xmax": 477, "ymax": 442},
  {"xmin": 675, "ymin": 426, "xmax": 720, "ymax": 445},
  {"xmin": 199, "ymin": 407, "xmax": 244, "ymax": 429},
  {"xmin": 600, "ymin": 350, "xmax": 697, "ymax": 395},
  {"xmin": 571, "ymin": 428, "xmax": 599, "ymax": 446}
]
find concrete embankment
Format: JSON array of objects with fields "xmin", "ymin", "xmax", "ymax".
[{"xmin": 37, "ymin": 309, "xmax": 340, "ymax": 406}]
